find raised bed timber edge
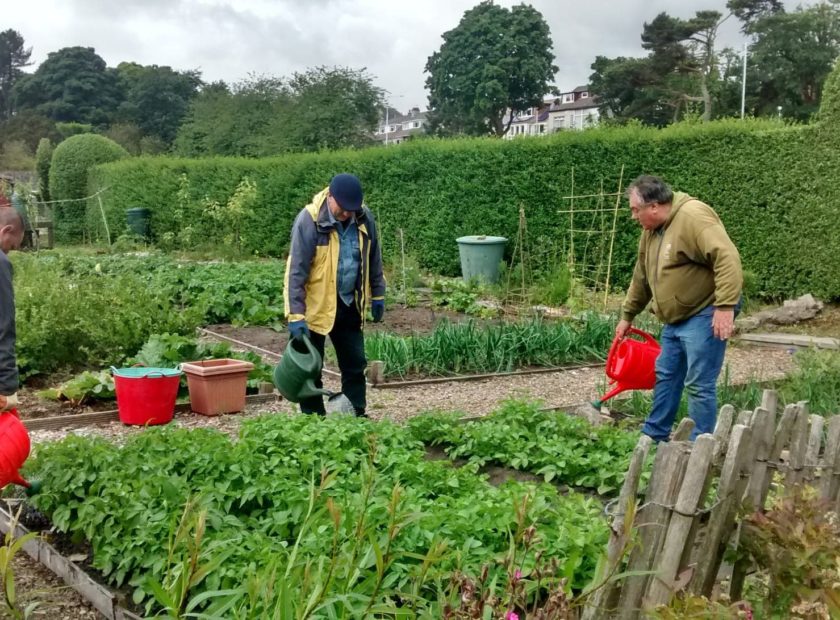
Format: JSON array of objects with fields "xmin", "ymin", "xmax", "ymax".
[{"xmin": 0, "ymin": 501, "xmax": 142, "ymax": 620}]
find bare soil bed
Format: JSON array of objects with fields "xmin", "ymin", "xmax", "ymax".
[
  {"xmin": 205, "ymin": 304, "xmax": 473, "ymax": 352},
  {"xmin": 5, "ymin": 552, "xmax": 103, "ymax": 619}
]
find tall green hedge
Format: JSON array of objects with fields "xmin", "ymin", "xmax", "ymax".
[
  {"xmin": 51, "ymin": 134, "xmax": 128, "ymax": 242},
  {"xmin": 88, "ymin": 117, "xmax": 840, "ymax": 300}
]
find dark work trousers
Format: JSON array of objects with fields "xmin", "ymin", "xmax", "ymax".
[{"xmin": 299, "ymin": 300, "xmax": 367, "ymax": 416}]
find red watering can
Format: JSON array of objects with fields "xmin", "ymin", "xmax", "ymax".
[
  {"xmin": 592, "ymin": 328, "xmax": 661, "ymax": 409},
  {"xmin": 0, "ymin": 410, "xmax": 39, "ymax": 493}
]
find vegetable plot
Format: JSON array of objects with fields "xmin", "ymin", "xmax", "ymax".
[
  {"xmin": 26, "ymin": 413, "xmax": 608, "ymax": 617},
  {"xmin": 365, "ymin": 315, "xmax": 614, "ymax": 378},
  {"xmin": 408, "ymin": 400, "xmax": 643, "ymax": 495}
]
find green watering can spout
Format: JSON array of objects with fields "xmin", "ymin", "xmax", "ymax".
[{"xmin": 273, "ymin": 334, "xmax": 331, "ymax": 403}]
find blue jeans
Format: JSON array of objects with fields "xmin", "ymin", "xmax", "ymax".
[{"xmin": 643, "ymin": 303, "xmax": 739, "ymax": 442}]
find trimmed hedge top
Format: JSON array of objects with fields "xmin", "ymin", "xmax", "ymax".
[
  {"xmin": 88, "ymin": 115, "xmax": 840, "ymax": 300},
  {"xmin": 51, "ymin": 134, "xmax": 128, "ymax": 241}
]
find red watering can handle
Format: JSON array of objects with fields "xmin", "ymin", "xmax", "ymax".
[
  {"xmin": 626, "ymin": 327, "xmax": 658, "ymax": 346},
  {"xmin": 606, "ymin": 327, "xmax": 657, "ymax": 375}
]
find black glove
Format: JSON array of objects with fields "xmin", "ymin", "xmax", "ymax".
[{"xmin": 371, "ymin": 300, "xmax": 384, "ymax": 323}]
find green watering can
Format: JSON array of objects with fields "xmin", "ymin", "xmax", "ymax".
[{"xmin": 274, "ymin": 335, "xmax": 332, "ymax": 403}]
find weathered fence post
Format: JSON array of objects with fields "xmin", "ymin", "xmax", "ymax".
[
  {"xmin": 760, "ymin": 403, "xmax": 799, "ymax": 505},
  {"xmin": 735, "ymin": 410, "xmax": 752, "ymax": 427},
  {"xmin": 731, "ymin": 402, "xmax": 799, "ymax": 600},
  {"xmin": 804, "ymin": 413, "xmax": 825, "ymax": 485},
  {"xmin": 820, "ymin": 416, "xmax": 840, "ymax": 502},
  {"xmin": 712, "ymin": 404, "xmax": 736, "ymax": 465},
  {"xmin": 617, "ymin": 442, "xmax": 691, "ymax": 619},
  {"xmin": 689, "ymin": 424, "xmax": 753, "ymax": 596},
  {"xmin": 672, "ymin": 418, "xmax": 695, "ymax": 441},
  {"xmin": 645, "ymin": 435, "xmax": 716, "ymax": 608},
  {"xmin": 746, "ymin": 407, "xmax": 773, "ymax": 509},
  {"xmin": 582, "ymin": 435, "xmax": 653, "ymax": 620},
  {"xmin": 786, "ymin": 402, "xmax": 811, "ymax": 487}
]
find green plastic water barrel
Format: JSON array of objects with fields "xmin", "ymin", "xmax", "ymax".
[
  {"xmin": 126, "ymin": 207, "xmax": 151, "ymax": 241},
  {"xmin": 456, "ymin": 235, "xmax": 507, "ymax": 284}
]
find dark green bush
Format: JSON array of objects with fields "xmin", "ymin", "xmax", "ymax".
[
  {"xmin": 12, "ymin": 252, "xmax": 286, "ymax": 377},
  {"xmin": 50, "ymin": 134, "xmax": 128, "ymax": 241},
  {"xmin": 13, "ymin": 253, "xmax": 201, "ymax": 377},
  {"xmin": 88, "ymin": 117, "xmax": 840, "ymax": 299}
]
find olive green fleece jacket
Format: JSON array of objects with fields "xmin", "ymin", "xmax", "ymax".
[{"xmin": 621, "ymin": 192, "xmax": 742, "ymax": 325}]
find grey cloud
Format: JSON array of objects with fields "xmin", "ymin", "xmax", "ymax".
[{"xmin": 6, "ymin": 0, "xmax": 816, "ymax": 115}]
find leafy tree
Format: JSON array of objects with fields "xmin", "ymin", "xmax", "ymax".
[
  {"xmin": 0, "ymin": 110, "xmax": 59, "ymax": 152},
  {"xmin": 728, "ymin": 0, "xmax": 785, "ymax": 32},
  {"xmin": 425, "ymin": 1, "xmax": 557, "ymax": 136},
  {"xmin": 281, "ymin": 66, "xmax": 384, "ymax": 151},
  {"xmin": 640, "ymin": 11, "xmax": 727, "ymax": 121},
  {"xmin": 0, "ymin": 29, "xmax": 32, "ymax": 120},
  {"xmin": 175, "ymin": 68, "xmax": 383, "ymax": 156},
  {"xmin": 174, "ymin": 78, "xmax": 290, "ymax": 157},
  {"xmin": 14, "ymin": 46, "xmax": 121, "ymax": 125},
  {"xmin": 819, "ymin": 57, "xmax": 840, "ymax": 125},
  {"xmin": 743, "ymin": 2, "xmax": 840, "ymax": 121},
  {"xmin": 589, "ymin": 56, "xmax": 672, "ymax": 125},
  {"xmin": 592, "ymin": 1, "xmax": 840, "ymax": 125},
  {"xmin": 115, "ymin": 62, "xmax": 202, "ymax": 145}
]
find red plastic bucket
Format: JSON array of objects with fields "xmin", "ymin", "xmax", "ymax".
[{"xmin": 111, "ymin": 367, "xmax": 181, "ymax": 425}]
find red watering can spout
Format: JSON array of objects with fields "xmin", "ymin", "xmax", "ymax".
[
  {"xmin": 0, "ymin": 409, "xmax": 34, "ymax": 491},
  {"xmin": 593, "ymin": 328, "xmax": 661, "ymax": 408}
]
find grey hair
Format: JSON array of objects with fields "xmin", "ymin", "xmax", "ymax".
[
  {"xmin": 0, "ymin": 208, "xmax": 23, "ymax": 232},
  {"xmin": 626, "ymin": 175, "xmax": 673, "ymax": 205}
]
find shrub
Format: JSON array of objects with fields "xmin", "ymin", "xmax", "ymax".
[
  {"xmin": 50, "ymin": 134, "xmax": 128, "ymax": 241},
  {"xmin": 13, "ymin": 253, "xmax": 203, "ymax": 377}
]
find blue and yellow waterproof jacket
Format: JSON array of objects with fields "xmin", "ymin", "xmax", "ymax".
[{"xmin": 283, "ymin": 188, "xmax": 386, "ymax": 335}]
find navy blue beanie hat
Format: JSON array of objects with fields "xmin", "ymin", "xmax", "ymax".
[{"xmin": 329, "ymin": 173, "xmax": 364, "ymax": 212}]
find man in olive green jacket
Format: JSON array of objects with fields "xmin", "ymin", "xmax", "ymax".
[{"xmin": 616, "ymin": 175, "xmax": 742, "ymax": 441}]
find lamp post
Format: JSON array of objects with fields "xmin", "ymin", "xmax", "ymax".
[{"xmin": 740, "ymin": 42, "xmax": 748, "ymax": 119}]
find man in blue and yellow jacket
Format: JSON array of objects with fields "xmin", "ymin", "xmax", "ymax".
[{"xmin": 283, "ymin": 173, "xmax": 385, "ymax": 417}]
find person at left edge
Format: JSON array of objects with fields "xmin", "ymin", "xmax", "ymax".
[
  {"xmin": 283, "ymin": 173, "xmax": 386, "ymax": 417},
  {"xmin": 0, "ymin": 208, "xmax": 25, "ymax": 413}
]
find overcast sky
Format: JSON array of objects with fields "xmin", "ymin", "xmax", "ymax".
[{"xmin": 4, "ymin": 0, "xmax": 813, "ymax": 113}]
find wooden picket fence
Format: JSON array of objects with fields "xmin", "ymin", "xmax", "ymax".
[{"xmin": 582, "ymin": 389, "xmax": 840, "ymax": 619}]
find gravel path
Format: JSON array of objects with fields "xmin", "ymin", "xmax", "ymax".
[
  {"xmin": 365, "ymin": 341, "xmax": 795, "ymax": 421},
  {"xmin": 30, "ymin": 341, "xmax": 795, "ymax": 445}
]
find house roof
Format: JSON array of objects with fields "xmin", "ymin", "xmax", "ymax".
[
  {"xmin": 384, "ymin": 109, "xmax": 429, "ymax": 125},
  {"xmin": 551, "ymin": 97, "xmax": 600, "ymax": 112},
  {"xmin": 573, "ymin": 85, "xmax": 589, "ymax": 93}
]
